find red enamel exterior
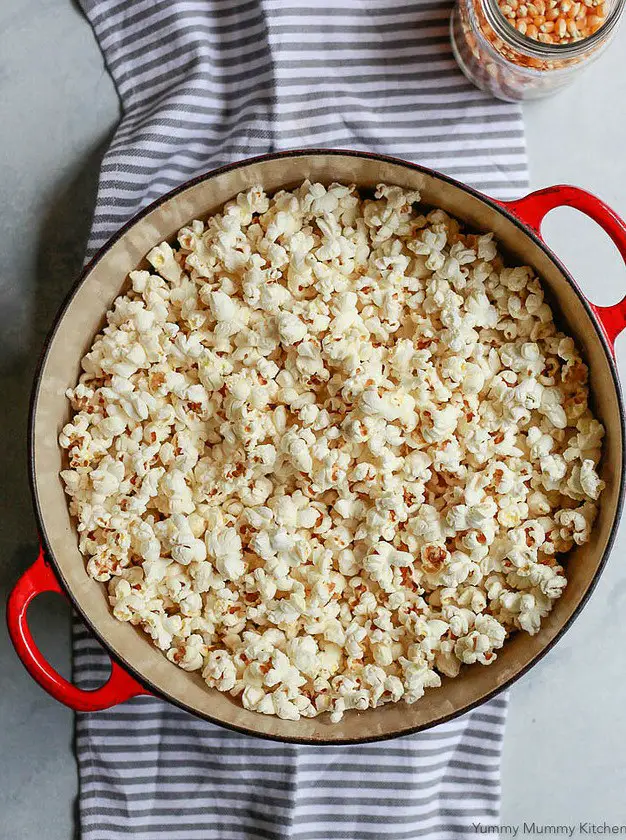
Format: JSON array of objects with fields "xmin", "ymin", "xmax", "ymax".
[
  {"xmin": 501, "ymin": 185, "xmax": 626, "ymax": 353},
  {"xmin": 7, "ymin": 175, "xmax": 626, "ymax": 716},
  {"xmin": 6, "ymin": 544, "xmax": 149, "ymax": 711}
]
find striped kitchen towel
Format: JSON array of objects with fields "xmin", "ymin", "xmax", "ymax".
[{"xmin": 74, "ymin": 1, "xmax": 528, "ymax": 838}]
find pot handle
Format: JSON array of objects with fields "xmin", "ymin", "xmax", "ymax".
[
  {"xmin": 6, "ymin": 545, "xmax": 149, "ymax": 711},
  {"xmin": 501, "ymin": 185, "xmax": 626, "ymax": 352}
]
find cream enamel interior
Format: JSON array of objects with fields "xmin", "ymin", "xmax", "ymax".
[{"xmin": 32, "ymin": 153, "xmax": 623, "ymax": 742}]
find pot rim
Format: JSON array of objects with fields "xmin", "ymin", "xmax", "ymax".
[{"xmin": 28, "ymin": 148, "xmax": 626, "ymax": 744}]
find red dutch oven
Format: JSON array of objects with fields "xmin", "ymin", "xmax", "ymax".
[{"xmin": 7, "ymin": 151, "xmax": 626, "ymax": 744}]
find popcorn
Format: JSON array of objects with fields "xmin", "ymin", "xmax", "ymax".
[
  {"xmin": 208, "ymin": 290, "xmax": 238, "ymax": 323},
  {"xmin": 454, "ymin": 615, "xmax": 506, "ymax": 665},
  {"xmin": 147, "ymin": 242, "xmax": 182, "ymax": 284},
  {"xmin": 167, "ymin": 633, "xmax": 206, "ymax": 671},
  {"xmin": 554, "ymin": 502, "xmax": 597, "ymax": 547},
  {"xmin": 400, "ymin": 656, "xmax": 441, "ymax": 704},
  {"xmin": 579, "ymin": 459, "xmax": 605, "ymax": 501},
  {"xmin": 60, "ymin": 181, "xmax": 605, "ymax": 723},
  {"xmin": 265, "ymin": 650, "xmax": 307, "ymax": 693},
  {"xmin": 206, "ymin": 527, "xmax": 245, "ymax": 581},
  {"xmin": 203, "ymin": 650, "xmax": 237, "ymax": 691},
  {"xmin": 258, "ymin": 689, "xmax": 302, "ymax": 721},
  {"xmin": 277, "ymin": 311, "xmax": 308, "ymax": 346}
]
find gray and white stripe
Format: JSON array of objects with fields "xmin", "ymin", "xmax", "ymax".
[{"xmin": 74, "ymin": 1, "xmax": 526, "ymax": 837}]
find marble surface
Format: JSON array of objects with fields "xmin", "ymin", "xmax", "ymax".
[{"xmin": 1, "ymin": 2, "xmax": 624, "ymax": 837}]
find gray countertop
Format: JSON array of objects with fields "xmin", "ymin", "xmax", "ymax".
[{"xmin": 1, "ymin": 3, "xmax": 625, "ymax": 837}]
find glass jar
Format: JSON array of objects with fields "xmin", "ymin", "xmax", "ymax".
[{"xmin": 451, "ymin": 0, "xmax": 625, "ymax": 101}]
